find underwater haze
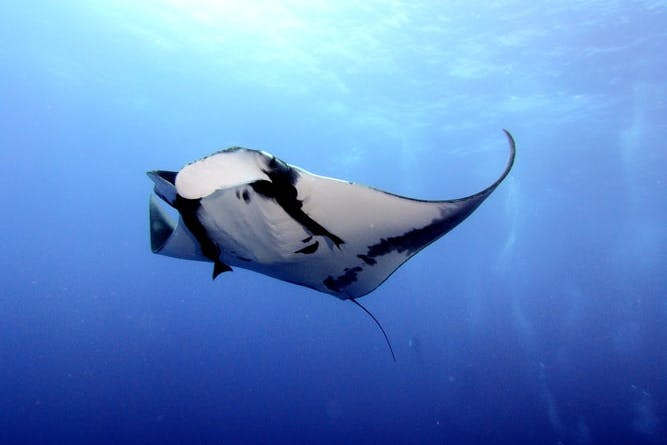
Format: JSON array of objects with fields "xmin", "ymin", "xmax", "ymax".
[{"xmin": 1, "ymin": 1, "xmax": 666, "ymax": 444}]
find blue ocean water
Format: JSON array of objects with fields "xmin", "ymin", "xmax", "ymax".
[{"xmin": 1, "ymin": 1, "xmax": 665, "ymax": 444}]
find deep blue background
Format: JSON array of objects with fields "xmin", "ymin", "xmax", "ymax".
[{"xmin": 1, "ymin": 1, "xmax": 665, "ymax": 444}]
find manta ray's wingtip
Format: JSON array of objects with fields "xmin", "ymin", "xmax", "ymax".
[
  {"xmin": 502, "ymin": 128, "xmax": 513, "ymax": 139},
  {"xmin": 502, "ymin": 128, "xmax": 516, "ymax": 162},
  {"xmin": 494, "ymin": 129, "xmax": 516, "ymax": 187}
]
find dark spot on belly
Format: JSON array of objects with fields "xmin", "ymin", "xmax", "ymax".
[
  {"xmin": 295, "ymin": 241, "xmax": 319, "ymax": 254},
  {"xmin": 323, "ymin": 266, "xmax": 363, "ymax": 293},
  {"xmin": 357, "ymin": 254, "xmax": 377, "ymax": 266}
]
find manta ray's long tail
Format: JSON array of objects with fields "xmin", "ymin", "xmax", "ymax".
[{"xmin": 350, "ymin": 298, "xmax": 396, "ymax": 362}]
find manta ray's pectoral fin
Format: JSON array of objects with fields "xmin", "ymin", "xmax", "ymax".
[
  {"xmin": 213, "ymin": 260, "xmax": 232, "ymax": 279},
  {"xmin": 305, "ymin": 129, "xmax": 516, "ymax": 300}
]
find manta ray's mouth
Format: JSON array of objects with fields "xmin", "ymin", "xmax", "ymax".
[{"xmin": 149, "ymin": 194, "xmax": 175, "ymax": 254}]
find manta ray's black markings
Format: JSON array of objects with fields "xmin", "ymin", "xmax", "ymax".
[
  {"xmin": 234, "ymin": 189, "xmax": 251, "ymax": 203},
  {"xmin": 295, "ymin": 241, "xmax": 319, "ymax": 255},
  {"xmin": 357, "ymin": 254, "xmax": 377, "ymax": 266},
  {"xmin": 364, "ymin": 210, "xmax": 462, "ymax": 260},
  {"xmin": 173, "ymin": 194, "xmax": 232, "ymax": 279},
  {"xmin": 147, "ymin": 130, "xmax": 516, "ymax": 362},
  {"xmin": 323, "ymin": 266, "xmax": 364, "ymax": 293},
  {"xmin": 327, "ymin": 212, "xmax": 471, "ymax": 291},
  {"xmin": 250, "ymin": 157, "xmax": 345, "ymax": 248}
]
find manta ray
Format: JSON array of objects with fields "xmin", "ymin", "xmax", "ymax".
[{"xmin": 148, "ymin": 130, "xmax": 515, "ymax": 359}]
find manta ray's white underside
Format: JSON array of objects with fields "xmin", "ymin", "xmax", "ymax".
[{"xmin": 148, "ymin": 130, "xmax": 515, "ymax": 300}]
